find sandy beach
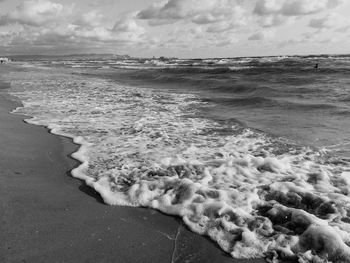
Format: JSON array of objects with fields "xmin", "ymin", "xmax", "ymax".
[{"xmin": 0, "ymin": 77, "xmax": 264, "ymax": 262}]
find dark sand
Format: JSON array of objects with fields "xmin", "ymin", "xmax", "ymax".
[{"xmin": 0, "ymin": 76, "xmax": 265, "ymax": 263}]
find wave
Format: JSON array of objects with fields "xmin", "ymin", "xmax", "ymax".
[
  {"xmin": 340, "ymin": 96, "xmax": 350, "ymax": 102},
  {"xmin": 202, "ymin": 96, "xmax": 274, "ymax": 107},
  {"xmin": 202, "ymin": 96, "xmax": 339, "ymax": 112},
  {"xmin": 228, "ymin": 66, "xmax": 252, "ymax": 71},
  {"xmin": 207, "ymin": 85, "xmax": 275, "ymax": 94},
  {"xmin": 5, "ymin": 65, "xmax": 350, "ymax": 263},
  {"xmin": 334, "ymin": 109, "xmax": 350, "ymax": 116}
]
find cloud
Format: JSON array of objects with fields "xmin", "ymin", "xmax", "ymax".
[
  {"xmin": 138, "ymin": 0, "xmax": 219, "ymax": 21},
  {"xmin": 1, "ymin": 0, "xmax": 349, "ymax": 56},
  {"xmin": 150, "ymin": 24, "xmax": 239, "ymax": 51},
  {"xmin": 137, "ymin": 0, "xmax": 247, "ymax": 32},
  {"xmin": 254, "ymin": 0, "xmax": 343, "ymax": 16},
  {"xmin": 137, "ymin": 0, "xmax": 344, "ymax": 34},
  {"xmin": 112, "ymin": 13, "xmax": 145, "ymax": 34},
  {"xmin": 248, "ymin": 29, "xmax": 275, "ymax": 40},
  {"xmin": 0, "ymin": 0, "xmax": 148, "ymax": 52},
  {"xmin": 309, "ymin": 12, "xmax": 350, "ymax": 29},
  {"xmin": 1, "ymin": 22, "xmax": 146, "ymax": 53},
  {"xmin": 278, "ymin": 27, "xmax": 347, "ymax": 48},
  {"xmin": 258, "ymin": 14, "xmax": 293, "ymax": 27},
  {"xmin": 252, "ymin": 0, "xmax": 344, "ymax": 35},
  {"xmin": 0, "ymin": 0, "xmax": 71, "ymax": 26},
  {"xmin": 73, "ymin": 11, "xmax": 104, "ymax": 28}
]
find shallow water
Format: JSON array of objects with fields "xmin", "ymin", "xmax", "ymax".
[
  {"xmin": 3, "ymin": 55, "xmax": 350, "ymax": 262},
  {"xmin": 20, "ymin": 54, "xmax": 350, "ymax": 157}
]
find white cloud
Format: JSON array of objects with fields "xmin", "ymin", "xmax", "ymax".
[
  {"xmin": 0, "ymin": 0, "xmax": 147, "ymax": 52},
  {"xmin": 0, "ymin": 0, "xmax": 349, "ymax": 56},
  {"xmin": 259, "ymin": 14, "xmax": 292, "ymax": 27},
  {"xmin": 149, "ymin": 23, "xmax": 239, "ymax": 51},
  {"xmin": 0, "ymin": 0, "xmax": 71, "ymax": 26},
  {"xmin": 112, "ymin": 13, "xmax": 145, "ymax": 34},
  {"xmin": 278, "ymin": 27, "xmax": 347, "ymax": 48},
  {"xmin": 73, "ymin": 11, "xmax": 104, "ymax": 28}
]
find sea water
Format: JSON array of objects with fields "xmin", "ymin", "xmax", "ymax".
[{"xmin": 4, "ymin": 55, "xmax": 350, "ymax": 262}]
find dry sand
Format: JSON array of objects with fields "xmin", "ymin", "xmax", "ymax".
[{"xmin": 0, "ymin": 77, "xmax": 265, "ymax": 263}]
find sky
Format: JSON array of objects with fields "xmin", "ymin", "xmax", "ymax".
[{"xmin": 0, "ymin": 0, "xmax": 350, "ymax": 58}]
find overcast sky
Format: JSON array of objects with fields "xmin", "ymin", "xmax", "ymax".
[{"xmin": 0, "ymin": 0, "xmax": 349, "ymax": 58}]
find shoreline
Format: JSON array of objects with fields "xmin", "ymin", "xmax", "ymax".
[{"xmin": 0, "ymin": 78, "xmax": 264, "ymax": 262}]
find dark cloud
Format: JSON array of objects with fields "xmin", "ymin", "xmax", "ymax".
[
  {"xmin": 309, "ymin": 12, "xmax": 349, "ymax": 29},
  {"xmin": 137, "ymin": 0, "xmax": 246, "ymax": 31},
  {"xmin": 254, "ymin": 0, "xmax": 343, "ymax": 16}
]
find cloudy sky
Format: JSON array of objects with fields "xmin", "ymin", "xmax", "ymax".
[{"xmin": 0, "ymin": 0, "xmax": 349, "ymax": 57}]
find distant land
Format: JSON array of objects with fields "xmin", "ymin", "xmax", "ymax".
[{"xmin": 7, "ymin": 54, "xmax": 131, "ymax": 61}]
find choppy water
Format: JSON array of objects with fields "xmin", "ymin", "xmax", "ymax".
[{"xmin": 3, "ymin": 54, "xmax": 350, "ymax": 262}]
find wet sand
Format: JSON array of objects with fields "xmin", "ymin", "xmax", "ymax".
[{"xmin": 0, "ymin": 77, "xmax": 265, "ymax": 263}]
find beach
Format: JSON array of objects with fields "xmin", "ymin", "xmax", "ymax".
[
  {"xmin": 1, "ymin": 54, "xmax": 350, "ymax": 262},
  {"xmin": 0, "ymin": 73, "xmax": 265, "ymax": 262},
  {"xmin": 1, "ymin": 0, "xmax": 350, "ymax": 261}
]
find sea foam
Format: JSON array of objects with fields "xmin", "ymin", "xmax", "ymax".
[{"xmin": 6, "ymin": 64, "xmax": 350, "ymax": 262}]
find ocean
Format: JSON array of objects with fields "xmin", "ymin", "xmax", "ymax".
[{"xmin": 3, "ymin": 54, "xmax": 350, "ymax": 262}]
